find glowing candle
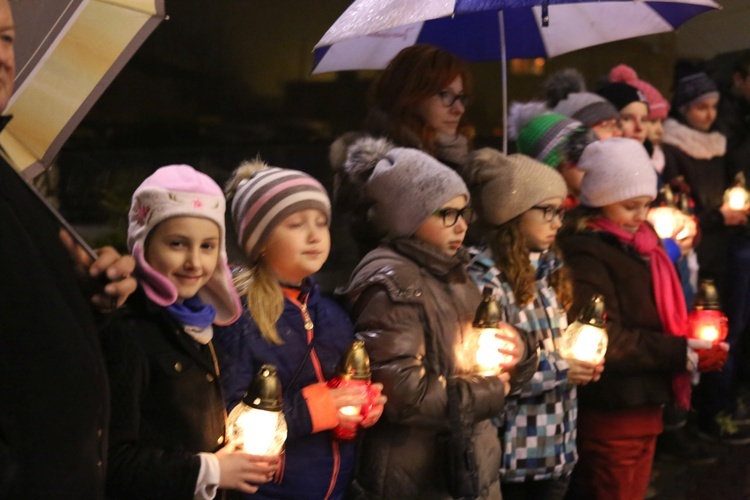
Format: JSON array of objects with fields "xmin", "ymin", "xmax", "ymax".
[{"xmin": 560, "ymin": 295, "xmax": 608, "ymax": 364}]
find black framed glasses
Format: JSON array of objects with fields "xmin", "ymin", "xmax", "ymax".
[
  {"xmin": 432, "ymin": 207, "xmax": 475, "ymax": 227},
  {"xmin": 530, "ymin": 205, "xmax": 565, "ymax": 222},
  {"xmin": 436, "ymin": 89, "xmax": 470, "ymax": 108}
]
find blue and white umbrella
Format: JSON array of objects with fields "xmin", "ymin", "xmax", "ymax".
[{"xmin": 313, "ymin": 0, "xmax": 720, "ymax": 150}]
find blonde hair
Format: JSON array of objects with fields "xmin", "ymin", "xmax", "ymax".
[
  {"xmin": 233, "ymin": 263, "xmax": 285, "ymax": 345},
  {"xmin": 226, "ymin": 159, "xmax": 286, "ymax": 345}
]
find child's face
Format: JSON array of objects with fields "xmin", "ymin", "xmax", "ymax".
[
  {"xmin": 591, "ymin": 118, "xmax": 623, "ymax": 140},
  {"xmin": 683, "ymin": 95, "xmax": 718, "ymax": 132},
  {"xmin": 559, "ymin": 161, "xmax": 584, "ymax": 196},
  {"xmin": 519, "ymin": 197, "xmax": 564, "ymax": 252},
  {"xmin": 618, "ymin": 102, "xmax": 649, "ymax": 143},
  {"xmin": 413, "ymin": 195, "xmax": 469, "ymax": 256},
  {"xmin": 601, "ymin": 196, "xmax": 652, "ymax": 234},
  {"xmin": 257, "ymin": 208, "xmax": 330, "ymax": 286},
  {"xmin": 646, "ymin": 118, "xmax": 664, "ymax": 145},
  {"xmin": 146, "ymin": 216, "xmax": 220, "ymax": 301}
]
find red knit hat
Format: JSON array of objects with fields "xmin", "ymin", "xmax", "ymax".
[{"xmin": 610, "ymin": 64, "xmax": 670, "ymax": 120}]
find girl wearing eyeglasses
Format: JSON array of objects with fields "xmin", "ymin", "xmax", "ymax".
[
  {"xmin": 557, "ymin": 138, "xmax": 727, "ymax": 500},
  {"xmin": 331, "ymin": 45, "xmax": 474, "ymax": 266},
  {"xmin": 463, "ymin": 150, "xmax": 603, "ymax": 500},
  {"xmin": 338, "ymin": 139, "xmax": 536, "ymax": 499}
]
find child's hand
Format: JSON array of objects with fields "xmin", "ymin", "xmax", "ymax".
[
  {"xmin": 330, "ymin": 386, "xmax": 368, "ymax": 423},
  {"xmin": 720, "ymin": 203, "xmax": 748, "ymax": 226},
  {"xmin": 566, "ymin": 358, "xmax": 605, "ymax": 385},
  {"xmin": 215, "ymin": 440, "xmax": 280, "ymax": 494},
  {"xmin": 495, "ymin": 323, "xmax": 526, "ymax": 370},
  {"xmin": 59, "ymin": 229, "xmax": 137, "ymax": 312},
  {"xmin": 498, "ymin": 371, "xmax": 511, "ymax": 396},
  {"xmin": 361, "ymin": 383, "xmax": 387, "ymax": 428}
]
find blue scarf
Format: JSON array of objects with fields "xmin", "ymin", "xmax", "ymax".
[{"xmin": 166, "ymin": 296, "xmax": 216, "ymax": 344}]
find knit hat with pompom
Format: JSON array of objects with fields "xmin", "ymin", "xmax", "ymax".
[{"xmin": 609, "ymin": 64, "xmax": 670, "ymax": 120}]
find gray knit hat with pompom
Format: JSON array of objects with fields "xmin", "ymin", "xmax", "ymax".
[{"xmin": 343, "ymin": 137, "xmax": 469, "ymax": 238}]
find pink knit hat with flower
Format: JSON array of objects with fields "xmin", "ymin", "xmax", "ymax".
[
  {"xmin": 610, "ymin": 64, "xmax": 670, "ymax": 120},
  {"xmin": 127, "ymin": 165, "xmax": 241, "ymax": 325}
]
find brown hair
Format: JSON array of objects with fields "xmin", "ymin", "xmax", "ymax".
[
  {"xmin": 482, "ymin": 216, "xmax": 572, "ymax": 311},
  {"xmin": 369, "ymin": 45, "xmax": 473, "ymax": 154}
]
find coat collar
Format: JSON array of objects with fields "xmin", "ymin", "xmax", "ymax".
[
  {"xmin": 663, "ymin": 118, "xmax": 726, "ymax": 159},
  {"xmin": 391, "ymin": 237, "xmax": 469, "ymax": 280}
]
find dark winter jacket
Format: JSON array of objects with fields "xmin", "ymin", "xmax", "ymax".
[
  {"xmin": 215, "ymin": 279, "xmax": 356, "ymax": 500},
  {"xmin": 557, "ymin": 225, "xmax": 688, "ymax": 411},
  {"xmin": 100, "ymin": 288, "xmax": 226, "ymax": 500},
  {"xmin": 662, "ymin": 117, "xmax": 731, "ymax": 292},
  {"xmin": 343, "ymin": 238, "xmax": 536, "ymax": 500},
  {"xmin": 0, "ymin": 146, "xmax": 109, "ymax": 499},
  {"xmin": 717, "ymin": 89, "xmax": 750, "ymax": 180}
]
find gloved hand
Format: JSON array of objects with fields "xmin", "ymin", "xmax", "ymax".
[{"xmin": 688, "ymin": 340, "xmax": 729, "ymax": 373}]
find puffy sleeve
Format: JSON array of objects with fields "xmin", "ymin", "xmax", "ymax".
[{"xmin": 352, "ymin": 286, "xmax": 505, "ymax": 431}]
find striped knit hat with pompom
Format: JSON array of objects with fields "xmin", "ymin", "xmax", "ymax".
[
  {"xmin": 229, "ymin": 162, "xmax": 331, "ymax": 265},
  {"xmin": 516, "ymin": 113, "xmax": 586, "ymax": 169}
]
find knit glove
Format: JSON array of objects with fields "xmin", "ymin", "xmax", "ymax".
[{"xmin": 696, "ymin": 345, "xmax": 729, "ymax": 373}]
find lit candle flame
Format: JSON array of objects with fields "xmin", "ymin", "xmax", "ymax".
[
  {"xmin": 571, "ymin": 325, "xmax": 603, "ymax": 362},
  {"xmin": 698, "ymin": 325, "xmax": 719, "ymax": 342},
  {"xmin": 476, "ymin": 328, "xmax": 514, "ymax": 375},
  {"xmin": 727, "ymin": 187, "xmax": 748, "ymax": 210},
  {"xmin": 339, "ymin": 405, "xmax": 361, "ymax": 416}
]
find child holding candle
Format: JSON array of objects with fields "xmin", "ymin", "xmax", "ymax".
[
  {"xmin": 662, "ymin": 71, "xmax": 750, "ymax": 443},
  {"xmin": 216, "ymin": 160, "xmax": 386, "ymax": 499},
  {"xmin": 463, "ymin": 150, "xmax": 603, "ymax": 500},
  {"xmin": 101, "ymin": 165, "xmax": 279, "ymax": 499},
  {"xmin": 338, "ymin": 138, "xmax": 537, "ymax": 499},
  {"xmin": 557, "ymin": 138, "xmax": 727, "ymax": 499}
]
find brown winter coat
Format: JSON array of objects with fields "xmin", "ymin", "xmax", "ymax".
[
  {"xmin": 343, "ymin": 238, "xmax": 535, "ymax": 499},
  {"xmin": 558, "ymin": 225, "xmax": 688, "ymax": 411}
]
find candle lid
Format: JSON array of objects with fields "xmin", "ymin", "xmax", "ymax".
[
  {"xmin": 473, "ymin": 286, "xmax": 502, "ymax": 328},
  {"xmin": 656, "ymin": 184, "xmax": 675, "ymax": 207},
  {"xmin": 576, "ymin": 294, "xmax": 606, "ymax": 327},
  {"xmin": 694, "ymin": 279, "xmax": 721, "ymax": 310},
  {"xmin": 337, "ymin": 340, "xmax": 371, "ymax": 380},
  {"xmin": 243, "ymin": 364, "xmax": 283, "ymax": 411}
]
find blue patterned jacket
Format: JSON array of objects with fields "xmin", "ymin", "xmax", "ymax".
[{"xmin": 467, "ymin": 246, "xmax": 577, "ymax": 482}]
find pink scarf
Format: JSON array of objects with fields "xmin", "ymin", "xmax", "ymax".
[{"xmin": 589, "ymin": 217, "xmax": 691, "ymax": 409}]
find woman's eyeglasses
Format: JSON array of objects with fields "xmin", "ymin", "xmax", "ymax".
[
  {"xmin": 432, "ymin": 207, "xmax": 475, "ymax": 227},
  {"xmin": 436, "ymin": 89, "xmax": 470, "ymax": 108},
  {"xmin": 530, "ymin": 205, "xmax": 565, "ymax": 222}
]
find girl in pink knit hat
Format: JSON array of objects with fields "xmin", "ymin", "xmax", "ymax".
[{"xmin": 101, "ymin": 164, "xmax": 279, "ymax": 499}]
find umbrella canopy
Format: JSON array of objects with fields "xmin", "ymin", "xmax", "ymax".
[
  {"xmin": 314, "ymin": 0, "xmax": 720, "ymax": 72},
  {"xmin": 3, "ymin": 0, "xmax": 166, "ymax": 179},
  {"xmin": 313, "ymin": 0, "xmax": 719, "ymax": 151}
]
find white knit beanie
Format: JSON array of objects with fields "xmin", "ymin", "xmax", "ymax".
[
  {"xmin": 578, "ymin": 138, "xmax": 657, "ymax": 207},
  {"xmin": 128, "ymin": 165, "xmax": 241, "ymax": 325}
]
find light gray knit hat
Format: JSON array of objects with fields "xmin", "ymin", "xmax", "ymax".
[
  {"xmin": 553, "ymin": 92, "xmax": 619, "ymax": 127},
  {"xmin": 465, "ymin": 149, "xmax": 568, "ymax": 225},
  {"xmin": 347, "ymin": 141, "xmax": 469, "ymax": 238},
  {"xmin": 578, "ymin": 138, "xmax": 657, "ymax": 207}
]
